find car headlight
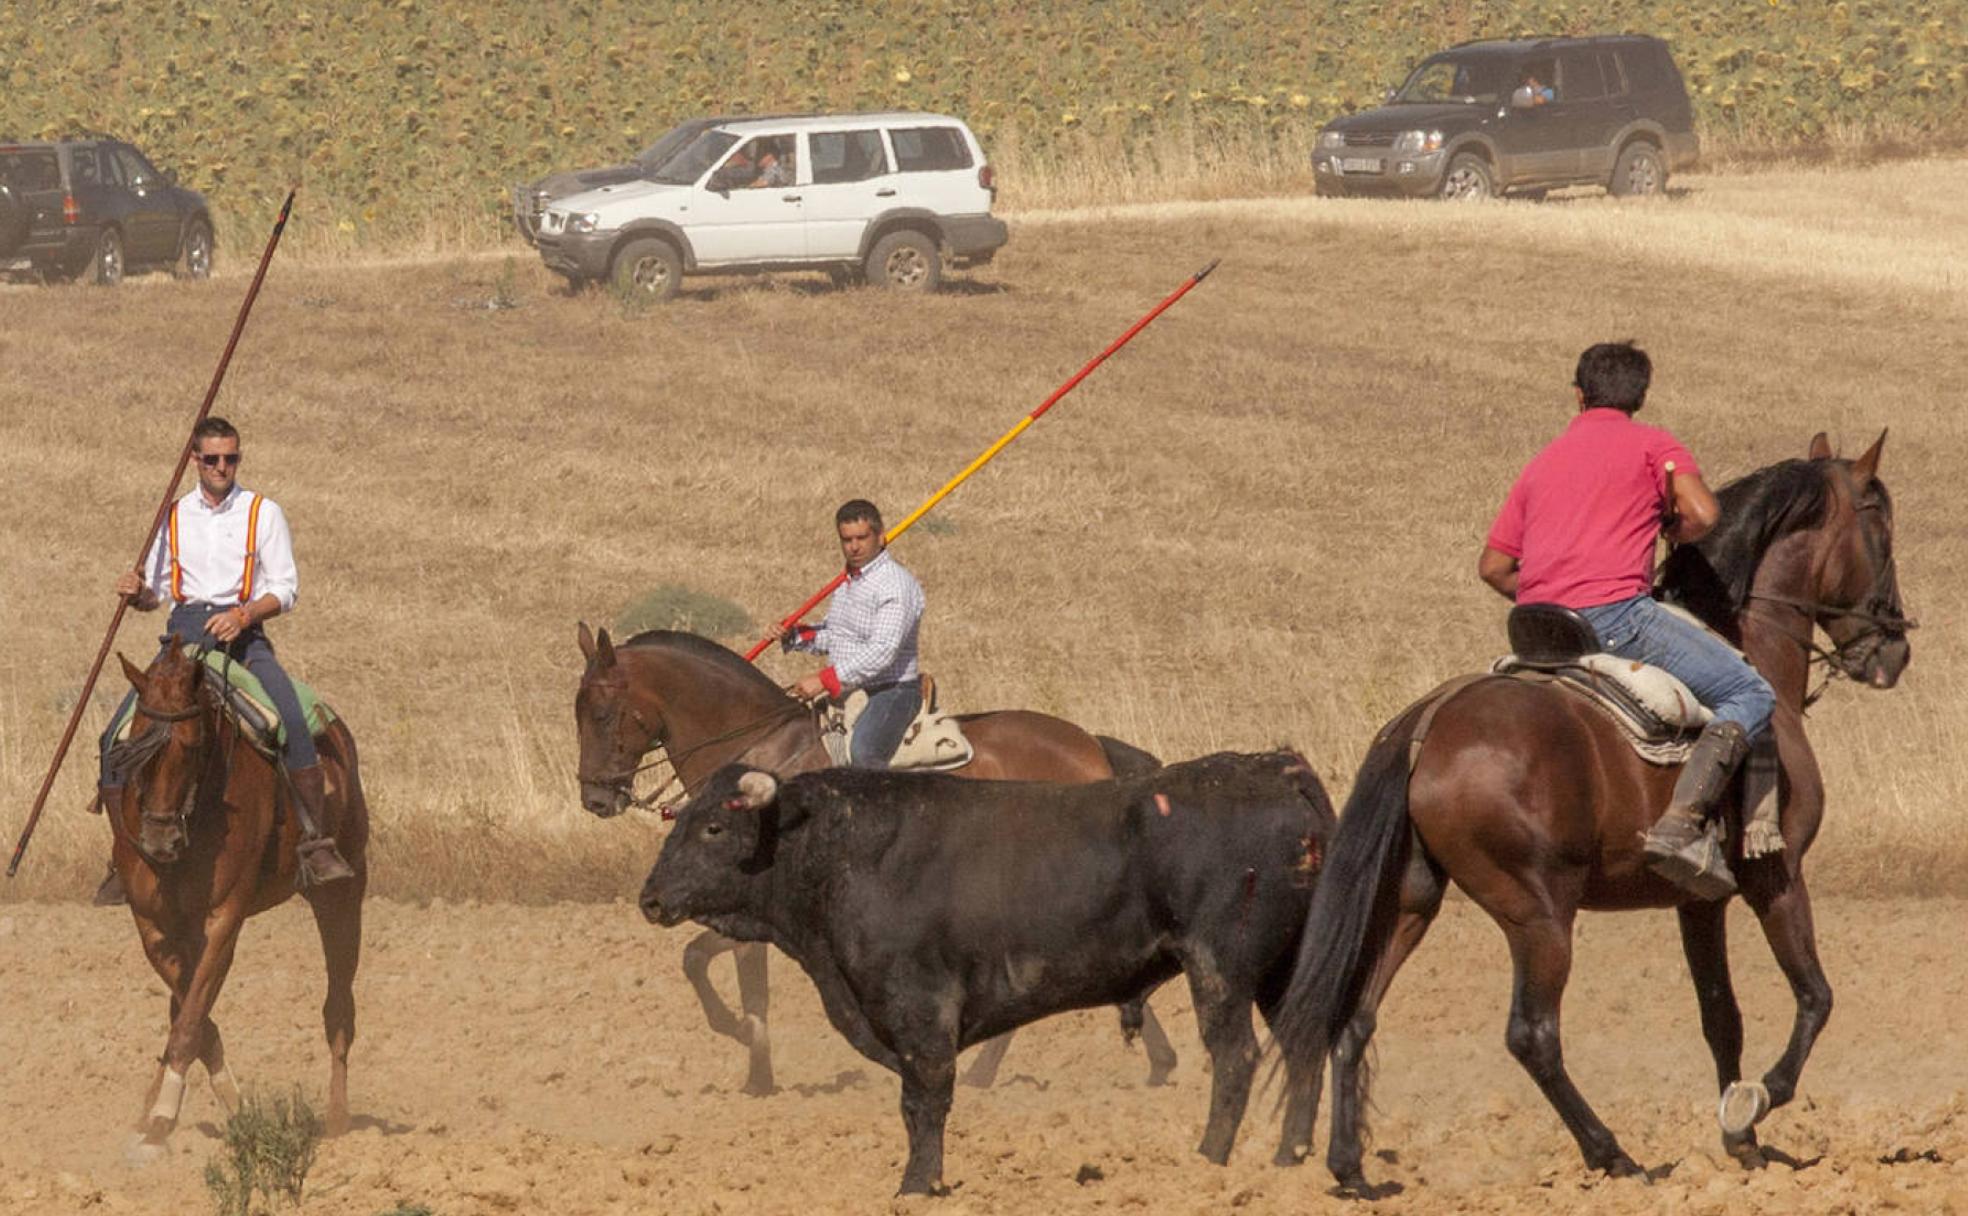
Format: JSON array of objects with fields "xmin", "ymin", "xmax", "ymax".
[
  {"xmin": 1394, "ymin": 129, "xmax": 1445, "ymax": 155},
  {"xmin": 1318, "ymin": 130, "xmax": 1345, "ymax": 150},
  {"xmin": 570, "ymin": 212, "xmax": 601, "ymax": 234}
]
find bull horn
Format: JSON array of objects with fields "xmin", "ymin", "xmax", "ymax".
[{"xmin": 735, "ymin": 771, "xmax": 779, "ymax": 809}]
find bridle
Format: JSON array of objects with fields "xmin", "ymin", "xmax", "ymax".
[
  {"xmin": 106, "ymin": 689, "xmax": 229, "ymax": 862},
  {"xmin": 1742, "ymin": 495, "xmax": 1918, "ymax": 708},
  {"xmin": 581, "ymin": 689, "xmax": 811, "ymax": 817}
]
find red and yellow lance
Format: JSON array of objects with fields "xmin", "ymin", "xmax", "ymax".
[{"xmin": 742, "ymin": 257, "xmax": 1219, "ymax": 663}]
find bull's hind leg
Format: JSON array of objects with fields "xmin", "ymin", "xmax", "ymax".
[
  {"xmin": 1317, "ymin": 844, "xmax": 1446, "ymax": 1188},
  {"xmin": 304, "ymin": 869, "xmax": 365, "ymax": 1136},
  {"xmin": 1501, "ymin": 913, "xmax": 1642, "ymax": 1177},
  {"xmin": 1678, "ymin": 901, "xmax": 1761, "ymax": 1165},
  {"xmin": 1188, "ymin": 955, "xmax": 1261, "ymax": 1165},
  {"xmin": 1730, "ymin": 877, "xmax": 1832, "ymax": 1142}
]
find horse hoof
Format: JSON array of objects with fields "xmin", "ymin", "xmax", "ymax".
[
  {"xmin": 1719, "ymin": 1082, "xmax": 1771, "ymax": 1136},
  {"xmin": 123, "ymin": 1135, "xmax": 170, "ymax": 1167}
]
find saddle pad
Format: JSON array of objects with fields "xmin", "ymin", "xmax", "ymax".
[
  {"xmin": 821, "ymin": 677, "xmax": 974, "ymax": 771},
  {"xmin": 1490, "ymin": 656, "xmax": 1707, "ymax": 766},
  {"xmin": 109, "ymin": 646, "xmax": 335, "ymax": 754}
]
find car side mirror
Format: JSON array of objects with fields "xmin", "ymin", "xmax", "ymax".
[{"xmin": 1510, "ymin": 85, "xmax": 1537, "ymax": 109}]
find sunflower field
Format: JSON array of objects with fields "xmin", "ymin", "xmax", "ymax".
[{"xmin": 1, "ymin": 0, "xmax": 1962, "ymax": 247}]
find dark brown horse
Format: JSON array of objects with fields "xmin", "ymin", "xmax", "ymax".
[
  {"xmin": 107, "ymin": 643, "xmax": 367, "ymax": 1163},
  {"xmin": 1275, "ymin": 432, "xmax": 1913, "ymax": 1193},
  {"xmin": 574, "ymin": 623, "xmax": 1175, "ymax": 1094}
]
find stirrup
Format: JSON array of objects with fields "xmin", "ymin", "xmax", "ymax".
[
  {"xmin": 92, "ymin": 864, "xmax": 128, "ymax": 907},
  {"xmin": 296, "ymin": 838, "xmax": 355, "ymax": 887}
]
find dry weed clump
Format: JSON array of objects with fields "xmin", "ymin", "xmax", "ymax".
[{"xmin": 0, "ymin": 161, "xmax": 1961, "ymax": 901}]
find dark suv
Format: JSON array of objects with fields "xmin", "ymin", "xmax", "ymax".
[
  {"xmin": 1312, "ymin": 36, "xmax": 1698, "ymax": 200},
  {"xmin": 0, "ymin": 137, "xmax": 214, "ymax": 284}
]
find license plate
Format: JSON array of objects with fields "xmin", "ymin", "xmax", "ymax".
[{"xmin": 1338, "ymin": 157, "xmax": 1383, "ymax": 174}]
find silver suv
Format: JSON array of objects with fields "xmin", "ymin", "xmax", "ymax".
[{"xmin": 534, "ymin": 112, "xmax": 1007, "ymax": 299}]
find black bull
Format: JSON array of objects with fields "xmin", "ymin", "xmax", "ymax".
[{"xmin": 640, "ymin": 750, "xmax": 1335, "ymax": 1196}]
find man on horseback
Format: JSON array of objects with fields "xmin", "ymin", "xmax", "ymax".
[
  {"xmin": 1478, "ymin": 342, "xmax": 1775, "ymax": 896},
  {"xmin": 95, "ymin": 416, "xmax": 356, "ymax": 900},
  {"xmin": 773, "ymin": 499, "xmax": 924, "ymax": 769}
]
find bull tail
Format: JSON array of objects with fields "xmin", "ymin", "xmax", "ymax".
[
  {"xmin": 1095, "ymin": 734, "xmax": 1162, "ymax": 777},
  {"xmin": 1271, "ymin": 702, "xmax": 1426, "ymax": 1084}
]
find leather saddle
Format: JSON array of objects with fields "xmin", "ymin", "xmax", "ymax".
[{"xmin": 1495, "ymin": 603, "xmax": 1711, "ymax": 746}]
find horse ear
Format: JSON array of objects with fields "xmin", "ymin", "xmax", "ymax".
[
  {"xmin": 577, "ymin": 621, "xmax": 597, "ymax": 662},
  {"xmin": 735, "ymin": 770, "xmax": 779, "ymax": 810},
  {"xmin": 118, "ymin": 652, "xmax": 148, "ymax": 696},
  {"xmin": 1808, "ymin": 432, "xmax": 1832, "ymax": 460},
  {"xmin": 595, "ymin": 628, "xmax": 617, "ymax": 669},
  {"xmin": 1851, "ymin": 428, "xmax": 1888, "ymax": 482}
]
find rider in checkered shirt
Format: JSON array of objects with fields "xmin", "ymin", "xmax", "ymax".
[{"xmin": 774, "ymin": 500, "xmax": 924, "ymax": 769}]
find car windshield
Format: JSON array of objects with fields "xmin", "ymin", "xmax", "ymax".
[
  {"xmin": 1392, "ymin": 56, "xmax": 1511, "ymax": 104},
  {"xmin": 632, "ymin": 124, "xmax": 707, "ymax": 176},
  {"xmin": 649, "ymin": 129, "xmax": 740, "ymax": 185}
]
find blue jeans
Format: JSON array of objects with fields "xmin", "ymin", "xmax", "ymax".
[
  {"xmin": 850, "ymin": 680, "xmax": 923, "ymax": 770},
  {"xmin": 100, "ymin": 602, "xmax": 319, "ymax": 786},
  {"xmin": 1577, "ymin": 595, "xmax": 1776, "ymax": 738}
]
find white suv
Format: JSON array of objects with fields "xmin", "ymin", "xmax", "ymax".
[{"xmin": 534, "ymin": 112, "xmax": 1007, "ymax": 299}]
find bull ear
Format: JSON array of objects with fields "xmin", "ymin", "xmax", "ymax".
[
  {"xmin": 595, "ymin": 628, "xmax": 617, "ymax": 670},
  {"xmin": 1851, "ymin": 428, "xmax": 1888, "ymax": 482},
  {"xmin": 1808, "ymin": 432, "xmax": 1832, "ymax": 461},
  {"xmin": 577, "ymin": 621, "xmax": 597, "ymax": 662},
  {"xmin": 118, "ymin": 653, "xmax": 148, "ymax": 697},
  {"xmin": 735, "ymin": 770, "xmax": 779, "ymax": 810}
]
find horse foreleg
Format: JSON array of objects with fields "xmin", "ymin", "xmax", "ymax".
[
  {"xmin": 134, "ymin": 910, "xmax": 246, "ymax": 1159},
  {"xmin": 1136, "ymin": 995, "xmax": 1178, "ymax": 1087},
  {"xmin": 199, "ymin": 1021, "xmax": 242, "ymax": 1117},
  {"xmin": 681, "ymin": 930, "xmax": 747, "ymax": 1040},
  {"xmin": 1730, "ymin": 878, "xmax": 1832, "ymax": 1139},
  {"xmin": 734, "ymin": 941, "xmax": 774, "ymax": 1096},
  {"xmin": 1502, "ymin": 914, "xmax": 1642, "ymax": 1178},
  {"xmin": 128, "ymin": 915, "xmax": 192, "ymax": 1141},
  {"xmin": 305, "ymin": 871, "xmax": 366, "ymax": 1136},
  {"xmin": 1678, "ymin": 901, "xmax": 1759, "ymax": 1165},
  {"xmin": 959, "ymin": 1033, "xmax": 1014, "ymax": 1088}
]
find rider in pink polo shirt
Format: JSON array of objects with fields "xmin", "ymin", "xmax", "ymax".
[{"xmin": 1480, "ymin": 342, "xmax": 1775, "ymax": 898}]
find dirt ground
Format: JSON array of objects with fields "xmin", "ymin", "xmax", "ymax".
[{"xmin": 3, "ymin": 895, "xmax": 1964, "ymax": 1215}]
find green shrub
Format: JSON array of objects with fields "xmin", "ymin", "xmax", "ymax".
[
  {"xmin": 616, "ymin": 584, "xmax": 753, "ymax": 640},
  {"xmin": 203, "ymin": 1087, "xmax": 324, "ymax": 1216}
]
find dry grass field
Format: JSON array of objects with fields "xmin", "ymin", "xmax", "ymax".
[
  {"xmin": 2, "ymin": 157, "xmax": 1967, "ymax": 1216},
  {"xmin": 2, "ymin": 158, "xmax": 1963, "ymax": 906}
]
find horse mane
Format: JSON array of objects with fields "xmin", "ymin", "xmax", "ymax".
[
  {"xmin": 1657, "ymin": 458, "xmax": 1831, "ymax": 635},
  {"xmin": 618, "ymin": 629, "xmax": 789, "ymax": 698}
]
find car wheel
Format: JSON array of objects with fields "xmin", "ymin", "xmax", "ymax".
[
  {"xmin": 610, "ymin": 237, "xmax": 681, "ymax": 301},
  {"xmin": 1609, "ymin": 143, "xmax": 1666, "ymax": 197},
  {"xmin": 866, "ymin": 230, "xmax": 941, "ymax": 292},
  {"xmin": 177, "ymin": 221, "xmax": 214, "ymax": 280},
  {"xmin": 0, "ymin": 182, "xmax": 28, "ymax": 257},
  {"xmin": 1439, "ymin": 154, "xmax": 1495, "ymax": 201},
  {"xmin": 90, "ymin": 228, "xmax": 124, "ymax": 286}
]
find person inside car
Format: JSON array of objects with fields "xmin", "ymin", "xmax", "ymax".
[{"xmin": 1520, "ymin": 71, "xmax": 1555, "ymax": 105}]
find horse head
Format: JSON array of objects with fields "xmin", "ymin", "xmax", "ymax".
[
  {"xmin": 575, "ymin": 622, "xmax": 659, "ymax": 817},
  {"xmin": 1809, "ymin": 430, "xmax": 1914, "ymax": 688},
  {"xmin": 114, "ymin": 644, "xmax": 214, "ymax": 864}
]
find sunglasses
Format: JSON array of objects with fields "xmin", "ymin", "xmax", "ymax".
[{"xmin": 195, "ymin": 453, "xmax": 242, "ymax": 468}]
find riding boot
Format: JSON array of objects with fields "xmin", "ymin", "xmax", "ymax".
[
  {"xmin": 1644, "ymin": 720, "xmax": 1750, "ymax": 899},
  {"xmin": 92, "ymin": 858, "xmax": 127, "ymax": 907},
  {"xmin": 288, "ymin": 764, "xmax": 356, "ymax": 887}
]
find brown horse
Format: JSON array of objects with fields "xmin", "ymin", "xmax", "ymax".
[
  {"xmin": 1275, "ymin": 431, "xmax": 1913, "ymax": 1193},
  {"xmin": 573, "ymin": 623, "xmax": 1176, "ymax": 1094},
  {"xmin": 107, "ymin": 643, "xmax": 368, "ymax": 1163}
]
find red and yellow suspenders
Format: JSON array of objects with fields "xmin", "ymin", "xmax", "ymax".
[{"xmin": 166, "ymin": 493, "xmax": 263, "ymax": 603}]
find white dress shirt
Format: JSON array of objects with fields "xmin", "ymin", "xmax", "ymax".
[
  {"xmin": 141, "ymin": 484, "xmax": 298, "ymax": 611},
  {"xmin": 784, "ymin": 550, "xmax": 922, "ymax": 695}
]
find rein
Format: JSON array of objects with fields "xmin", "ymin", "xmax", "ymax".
[
  {"xmin": 1744, "ymin": 592, "xmax": 1918, "ymax": 710},
  {"xmin": 106, "ymin": 656, "xmax": 249, "ymax": 864},
  {"xmin": 589, "ymin": 698, "xmax": 812, "ymax": 815}
]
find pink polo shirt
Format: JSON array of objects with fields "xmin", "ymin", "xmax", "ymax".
[{"xmin": 1486, "ymin": 409, "xmax": 1698, "ymax": 609}]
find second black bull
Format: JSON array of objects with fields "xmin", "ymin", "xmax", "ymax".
[{"xmin": 640, "ymin": 749, "xmax": 1335, "ymax": 1196}]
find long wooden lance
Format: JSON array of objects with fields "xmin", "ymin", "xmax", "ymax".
[
  {"xmin": 742, "ymin": 256, "xmax": 1220, "ymax": 663},
  {"xmin": 9, "ymin": 189, "xmax": 298, "ymax": 877}
]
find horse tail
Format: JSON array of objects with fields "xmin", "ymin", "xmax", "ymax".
[
  {"xmin": 1096, "ymin": 734, "xmax": 1163, "ymax": 778},
  {"xmin": 1272, "ymin": 699, "xmax": 1427, "ymax": 1084}
]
